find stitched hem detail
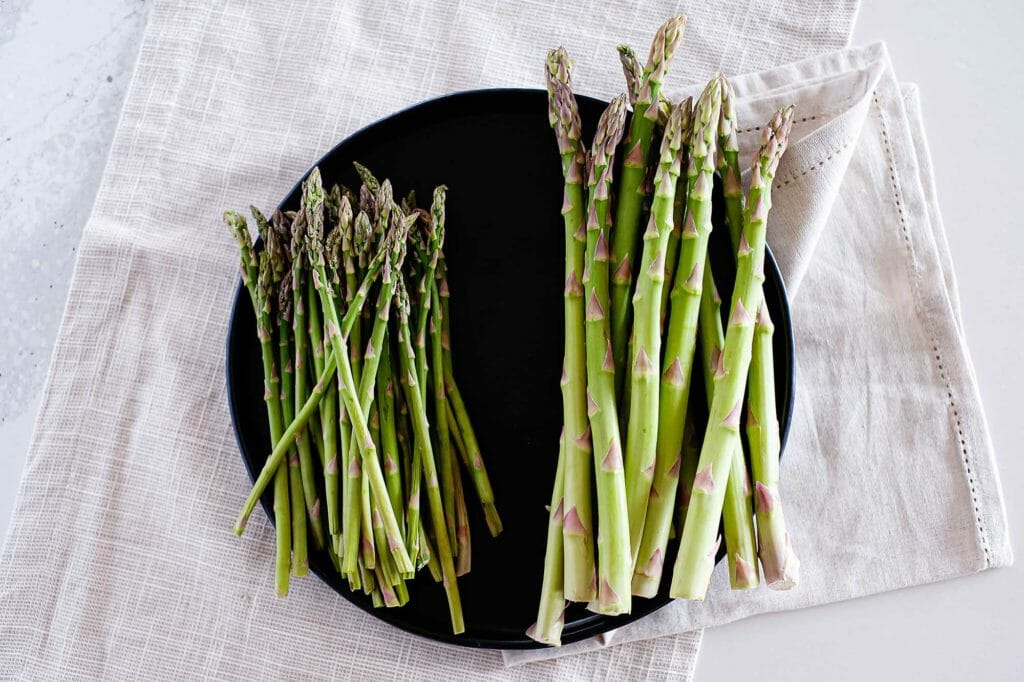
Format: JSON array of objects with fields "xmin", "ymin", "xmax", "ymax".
[{"xmin": 872, "ymin": 90, "xmax": 992, "ymax": 567}]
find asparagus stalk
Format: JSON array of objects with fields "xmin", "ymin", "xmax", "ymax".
[
  {"xmin": 545, "ymin": 47, "xmax": 595, "ymax": 602},
  {"xmin": 582, "ymin": 94, "xmax": 631, "ymax": 615},
  {"xmin": 528, "ymin": 435, "xmax": 567, "ymax": 646},
  {"xmin": 453, "ymin": 462, "xmax": 471, "ymax": 576},
  {"xmin": 661, "ymin": 102, "xmax": 694, "ymax": 327},
  {"xmin": 710, "ymin": 83, "xmax": 760, "ymax": 590},
  {"xmin": 698, "ymin": 265, "xmax": 759, "ymax": 590},
  {"xmin": 277, "ymin": 274, "xmax": 309, "ymax": 577},
  {"xmin": 748, "ymin": 302, "xmax": 800, "ymax": 588},
  {"xmin": 377, "ymin": 330, "xmax": 405, "ymax": 540},
  {"xmin": 609, "ymin": 17, "xmax": 686, "ymax": 400},
  {"xmin": 623, "ymin": 101, "xmax": 687, "ymax": 561},
  {"xmin": 288, "ymin": 211, "xmax": 326, "ymax": 551},
  {"xmin": 671, "ymin": 105, "xmax": 795, "ymax": 600},
  {"xmin": 424, "ymin": 189, "xmax": 458, "ymax": 553},
  {"xmin": 303, "ymin": 168, "xmax": 413, "ymax": 576},
  {"xmin": 437, "ymin": 262, "xmax": 502, "ymax": 536},
  {"xmin": 258, "ymin": 246, "xmax": 290, "ymax": 596},
  {"xmin": 631, "ymin": 77, "xmax": 722, "ymax": 595},
  {"xmin": 716, "ymin": 83, "xmax": 798, "ymax": 590},
  {"xmin": 394, "ymin": 275, "xmax": 464, "ymax": 634}
]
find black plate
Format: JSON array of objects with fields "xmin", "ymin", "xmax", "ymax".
[{"xmin": 226, "ymin": 89, "xmax": 795, "ymax": 650}]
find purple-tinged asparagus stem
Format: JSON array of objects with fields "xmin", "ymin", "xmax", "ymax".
[
  {"xmin": 698, "ymin": 264, "xmax": 759, "ymax": 590},
  {"xmin": 671, "ymin": 106, "xmax": 795, "ymax": 600},
  {"xmin": 748, "ymin": 302, "xmax": 800, "ymax": 588},
  {"xmin": 545, "ymin": 47, "xmax": 595, "ymax": 602},
  {"xmin": 528, "ymin": 435, "xmax": 567, "ymax": 646}
]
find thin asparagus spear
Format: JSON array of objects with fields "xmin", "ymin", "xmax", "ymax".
[
  {"xmin": 528, "ymin": 433, "xmax": 567, "ymax": 646},
  {"xmin": 623, "ymin": 100, "xmax": 687, "ymax": 561},
  {"xmin": 632, "ymin": 77, "xmax": 722, "ymax": 595},
  {"xmin": 436, "ymin": 265, "xmax": 502, "ymax": 536},
  {"xmin": 749, "ymin": 302, "xmax": 800, "ymax": 588},
  {"xmin": 545, "ymin": 48, "xmax": 595, "ymax": 601},
  {"xmin": 453, "ymin": 463, "xmax": 471, "ymax": 576},
  {"xmin": 304, "ymin": 168, "xmax": 413, "ymax": 575},
  {"xmin": 582, "ymin": 95, "xmax": 631, "ymax": 616},
  {"xmin": 711, "ymin": 84, "xmax": 759, "ymax": 590},
  {"xmin": 609, "ymin": 17, "xmax": 686, "ymax": 401},
  {"xmin": 234, "ymin": 248, "xmax": 388, "ymax": 536},
  {"xmin": 289, "ymin": 211, "xmax": 326, "ymax": 551},
  {"xmin": 277, "ymin": 274, "xmax": 309, "ymax": 577},
  {"xmin": 259, "ymin": 245, "xmax": 291, "ymax": 596},
  {"xmin": 716, "ymin": 83, "xmax": 798, "ymax": 590},
  {"xmin": 377, "ymin": 330, "xmax": 405, "ymax": 540},
  {"xmin": 394, "ymin": 275, "xmax": 464, "ymax": 634},
  {"xmin": 671, "ymin": 106, "xmax": 795, "ymax": 600},
  {"xmin": 424, "ymin": 188, "xmax": 458, "ymax": 552}
]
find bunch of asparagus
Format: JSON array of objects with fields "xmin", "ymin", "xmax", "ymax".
[
  {"xmin": 226, "ymin": 165, "xmax": 500, "ymax": 634},
  {"xmin": 532, "ymin": 17, "xmax": 800, "ymax": 645}
]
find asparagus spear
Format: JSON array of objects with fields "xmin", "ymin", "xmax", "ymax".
[
  {"xmin": 710, "ymin": 83, "xmax": 759, "ymax": 590},
  {"xmin": 288, "ymin": 210, "xmax": 326, "ymax": 551},
  {"xmin": 623, "ymin": 100, "xmax": 687, "ymax": 561},
  {"xmin": 608, "ymin": 17, "xmax": 686, "ymax": 401},
  {"xmin": 671, "ymin": 106, "xmax": 795, "ymax": 600},
  {"xmin": 582, "ymin": 94, "xmax": 631, "ymax": 616},
  {"xmin": 661, "ymin": 102, "xmax": 694, "ymax": 328},
  {"xmin": 277, "ymin": 271, "xmax": 309, "ymax": 578},
  {"xmin": 544, "ymin": 47, "xmax": 595, "ymax": 602},
  {"xmin": 394, "ymin": 274, "xmax": 464, "ymax": 634},
  {"xmin": 377, "ymin": 330, "xmax": 405, "ymax": 540},
  {"xmin": 698, "ymin": 266, "xmax": 759, "ymax": 590},
  {"xmin": 436, "ymin": 261, "xmax": 502, "ymax": 536},
  {"xmin": 748, "ymin": 302, "xmax": 800, "ymax": 588},
  {"xmin": 715, "ymin": 83, "xmax": 798, "ymax": 590},
  {"xmin": 528, "ymin": 434, "xmax": 567, "ymax": 646},
  {"xmin": 631, "ymin": 77, "xmax": 722, "ymax": 595}
]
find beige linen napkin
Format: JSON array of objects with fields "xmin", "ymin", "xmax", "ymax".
[
  {"xmin": 506, "ymin": 41, "xmax": 1013, "ymax": 666},
  {"xmin": 0, "ymin": 1, "xmax": 861, "ymax": 679}
]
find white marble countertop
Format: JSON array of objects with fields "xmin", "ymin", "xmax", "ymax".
[{"xmin": 1, "ymin": 1, "xmax": 1020, "ymax": 679}]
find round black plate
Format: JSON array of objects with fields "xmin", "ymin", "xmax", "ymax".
[{"xmin": 226, "ymin": 89, "xmax": 795, "ymax": 650}]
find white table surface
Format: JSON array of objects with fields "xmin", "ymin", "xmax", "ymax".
[{"xmin": 1, "ymin": 1, "xmax": 1021, "ymax": 679}]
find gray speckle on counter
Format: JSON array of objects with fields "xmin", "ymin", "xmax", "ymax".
[{"xmin": 0, "ymin": 0, "xmax": 151, "ymax": 425}]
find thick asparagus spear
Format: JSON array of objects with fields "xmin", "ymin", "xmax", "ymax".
[
  {"xmin": 377, "ymin": 330, "xmax": 405, "ymax": 540},
  {"xmin": 748, "ymin": 302, "xmax": 800, "ymax": 588},
  {"xmin": 671, "ymin": 106, "xmax": 794, "ymax": 600},
  {"xmin": 544, "ymin": 47, "xmax": 595, "ymax": 602},
  {"xmin": 631, "ymin": 77, "xmax": 721, "ymax": 595},
  {"xmin": 623, "ymin": 100, "xmax": 687, "ymax": 560},
  {"xmin": 716, "ymin": 83, "xmax": 798, "ymax": 590},
  {"xmin": 609, "ymin": 17, "xmax": 686, "ymax": 400},
  {"xmin": 583, "ymin": 94, "xmax": 631, "ymax": 616},
  {"xmin": 528, "ymin": 435, "xmax": 567, "ymax": 646},
  {"xmin": 712, "ymin": 83, "xmax": 759, "ymax": 590},
  {"xmin": 698, "ymin": 265, "xmax": 759, "ymax": 590}
]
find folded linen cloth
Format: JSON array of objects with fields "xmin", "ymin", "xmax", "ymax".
[
  {"xmin": 505, "ymin": 41, "xmax": 1013, "ymax": 666},
  {"xmin": 0, "ymin": 0, "xmax": 883, "ymax": 680}
]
